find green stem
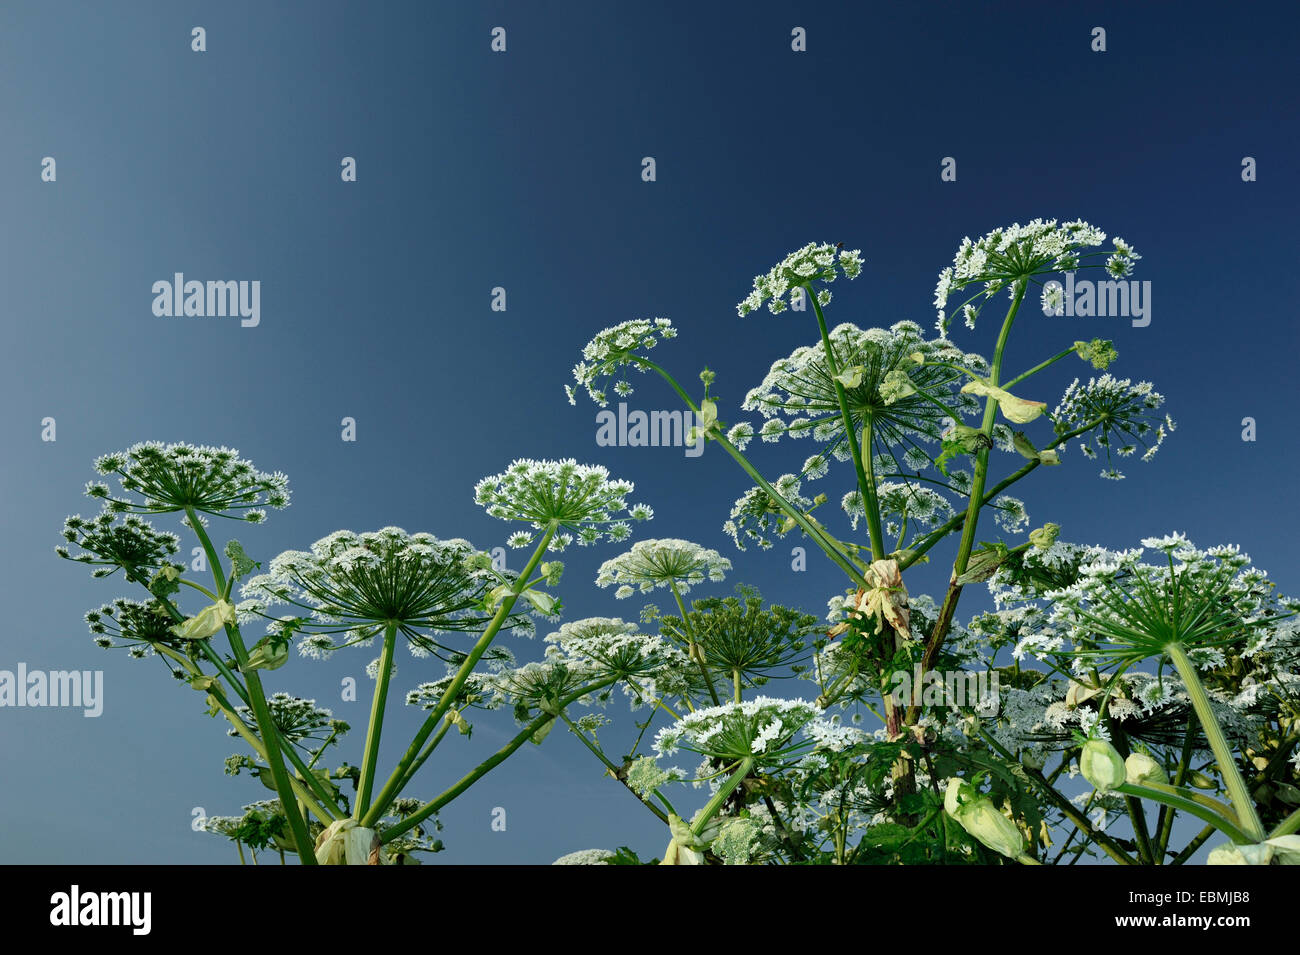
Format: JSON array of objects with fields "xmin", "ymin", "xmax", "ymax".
[
  {"xmin": 558, "ymin": 711, "xmax": 669, "ymax": 824},
  {"xmin": 379, "ymin": 678, "xmax": 619, "ymax": 844},
  {"xmin": 642, "ymin": 359, "xmax": 868, "ymax": 588},
  {"xmin": 807, "ymin": 287, "xmax": 884, "ymax": 559},
  {"xmin": 670, "ymin": 580, "xmax": 719, "ymax": 706},
  {"xmin": 1117, "ymin": 783, "xmax": 1253, "ymax": 844},
  {"xmin": 1269, "ymin": 805, "xmax": 1300, "ymax": 838},
  {"xmin": 1155, "ymin": 715, "xmax": 1198, "ymax": 861},
  {"xmin": 981, "ymin": 731, "xmax": 1137, "ymax": 865},
  {"xmin": 1001, "ymin": 345, "xmax": 1076, "ymax": 390},
  {"xmin": 355, "ymin": 621, "xmax": 398, "ymax": 819},
  {"xmin": 391, "ymin": 717, "xmax": 455, "ymax": 795},
  {"xmin": 691, "ymin": 757, "xmax": 755, "ymax": 837},
  {"xmin": 194, "ymin": 640, "xmax": 344, "ymax": 818},
  {"xmin": 1169, "ymin": 825, "xmax": 1216, "ymax": 865},
  {"xmin": 1165, "ymin": 642, "xmax": 1265, "ymax": 840},
  {"xmin": 362, "ymin": 525, "xmax": 556, "ymax": 827},
  {"xmin": 184, "ymin": 506, "xmax": 316, "ymax": 864}
]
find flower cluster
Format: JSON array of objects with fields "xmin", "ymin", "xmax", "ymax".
[
  {"xmin": 738, "ymin": 321, "xmax": 985, "ymax": 476},
  {"xmin": 476, "ymin": 459, "xmax": 651, "ymax": 551},
  {"xmin": 932, "ymin": 219, "xmax": 1124, "ymax": 334},
  {"xmin": 57, "ymin": 512, "xmax": 180, "ymax": 580},
  {"xmin": 567, "ymin": 318, "xmax": 677, "ymax": 406},
  {"xmin": 405, "ymin": 647, "xmax": 517, "ymax": 713},
  {"xmin": 1053, "ymin": 375, "xmax": 1173, "ymax": 479},
  {"xmin": 85, "ymin": 598, "xmax": 180, "ymax": 658},
  {"xmin": 736, "ymin": 242, "xmax": 864, "ymax": 317},
  {"xmin": 87, "ymin": 442, "xmax": 289, "ymax": 522},
  {"xmin": 595, "ymin": 538, "xmax": 731, "ymax": 598},
  {"xmin": 1045, "ymin": 536, "xmax": 1297, "ymax": 670},
  {"xmin": 722, "ymin": 476, "xmax": 812, "ymax": 552},
  {"xmin": 228, "ymin": 693, "xmax": 344, "ymax": 747},
  {"xmin": 654, "ymin": 697, "xmax": 827, "ymax": 762},
  {"xmin": 544, "ymin": 617, "xmax": 690, "ymax": 690},
  {"xmin": 241, "ymin": 528, "xmax": 520, "ymax": 661}
]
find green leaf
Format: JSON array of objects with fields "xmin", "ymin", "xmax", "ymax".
[
  {"xmin": 936, "ymin": 424, "xmax": 992, "ymax": 475},
  {"xmin": 961, "ymin": 379, "xmax": 1047, "ymax": 424},
  {"xmin": 697, "ymin": 399, "xmax": 718, "ymax": 432},
  {"xmin": 955, "ymin": 542, "xmax": 1011, "ymax": 585},
  {"xmin": 523, "ymin": 589, "xmax": 558, "ymax": 616},
  {"xmin": 834, "ymin": 365, "xmax": 865, "ymax": 389},
  {"xmin": 1012, "ymin": 431, "xmax": 1062, "ymax": 466},
  {"xmin": 225, "ymin": 540, "xmax": 260, "ymax": 578}
]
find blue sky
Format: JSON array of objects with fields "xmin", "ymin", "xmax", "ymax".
[{"xmin": 1, "ymin": 0, "xmax": 1297, "ymax": 863}]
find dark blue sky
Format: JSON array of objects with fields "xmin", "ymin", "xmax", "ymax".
[{"xmin": 1, "ymin": 0, "xmax": 1297, "ymax": 863}]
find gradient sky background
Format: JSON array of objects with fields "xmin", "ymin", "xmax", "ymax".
[{"xmin": 1, "ymin": 0, "xmax": 1297, "ymax": 864}]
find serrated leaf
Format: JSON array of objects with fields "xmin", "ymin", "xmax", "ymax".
[{"xmin": 225, "ymin": 540, "xmax": 260, "ymax": 578}]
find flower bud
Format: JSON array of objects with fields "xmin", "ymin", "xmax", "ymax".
[
  {"xmin": 1079, "ymin": 738, "xmax": 1126, "ymax": 792},
  {"xmin": 1029, "ymin": 523, "xmax": 1060, "ymax": 550},
  {"xmin": 943, "ymin": 779, "xmax": 1024, "ymax": 859},
  {"xmin": 1186, "ymin": 770, "xmax": 1217, "ymax": 790},
  {"xmin": 1124, "ymin": 752, "xmax": 1168, "ymax": 787},
  {"xmin": 242, "ymin": 637, "xmax": 289, "ymax": 672}
]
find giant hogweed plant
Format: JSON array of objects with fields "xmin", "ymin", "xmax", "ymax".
[
  {"xmin": 550, "ymin": 220, "xmax": 1300, "ymax": 864},
  {"xmin": 60, "ymin": 448, "xmax": 653, "ymax": 863}
]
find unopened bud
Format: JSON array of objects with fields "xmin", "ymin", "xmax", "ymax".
[{"xmin": 1079, "ymin": 738, "xmax": 1126, "ymax": 792}]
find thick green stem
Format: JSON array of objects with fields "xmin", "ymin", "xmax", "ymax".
[
  {"xmin": 692, "ymin": 757, "xmax": 755, "ymax": 837},
  {"xmin": 906, "ymin": 284, "xmax": 1026, "ymax": 723},
  {"xmin": 391, "ymin": 717, "xmax": 454, "ymax": 795},
  {"xmin": 362, "ymin": 525, "xmax": 556, "ymax": 827},
  {"xmin": 1118, "ymin": 783, "xmax": 1252, "ymax": 844},
  {"xmin": 184, "ymin": 506, "xmax": 316, "ymax": 864},
  {"xmin": 981, "ymin": 731, "xmax": 1137, "ymax": 864},
  {"xmin": 1165, "ymin": 642, "xmax": 1265, "ymax": 841},
  {"xmin": 355, "ymin": 622, "xmax": 398, "ymax": 819},
  {"xmin": 1169, "ymin": 825, "xmax": 1216, "ymax": 865}
]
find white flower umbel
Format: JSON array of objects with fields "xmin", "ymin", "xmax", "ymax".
[
  {"xmin": 242, "ymin": 528, "xmax": 514, "ymax": 661},
  {"xmin": 1054, "ymin": 375, "xmax": 1172, "ymax": 479},
  {"xmin": 653, "ymin": 697, "xmax": 827, "ymax": 764},
  {"xmin": 736, "ymin": 241, "xmax": 864, "ymax": 317},
  {"xmin": 741, "ymin": 321, "xmax": 985, "ymax": 474},
  {"xmin": 595, "ymin": 538, "xmax": 731, "ymax": 597},
  {"xmin": 568, "ymin": 318, "xmax": 678, "ymax": 406},
  {"xmin": 931, "ymin": 219, "xmax": 1123, "ymax": 335},
  {"xmin": 474, "ymin": 459, "xmax": 651, "ymax": 553},
  {"xmin": 552, "ymin": 848, "xmax": 616, "ymax": 865},
  {"xmin": 89, "ymin": 442, "xmax": 290, "ymax": 523}
]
